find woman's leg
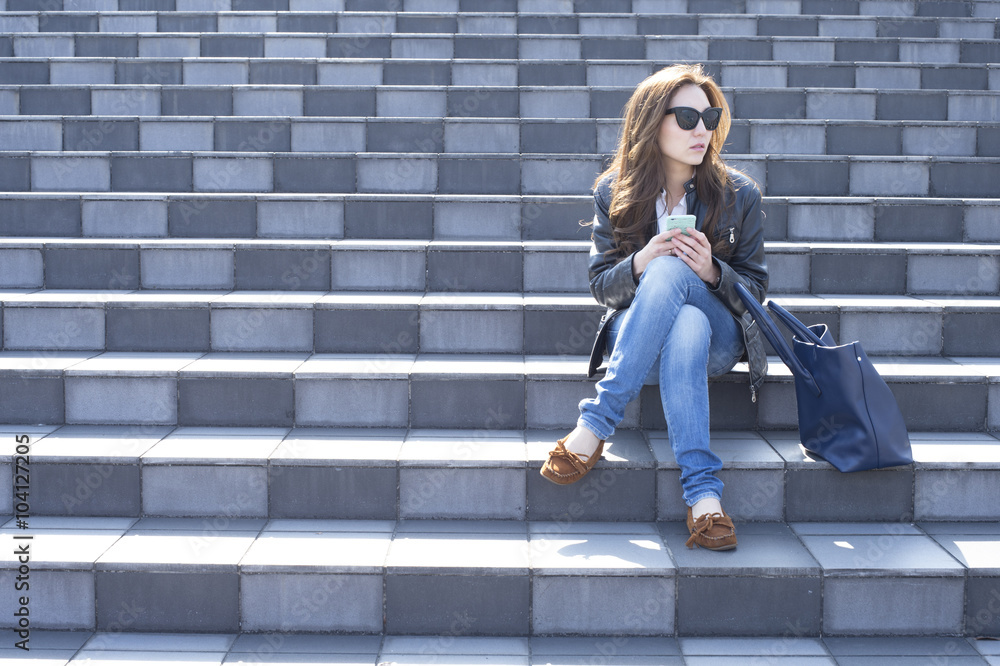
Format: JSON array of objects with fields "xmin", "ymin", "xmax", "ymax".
[
  {"xmin": 578, "ymin": 256, "xmax": 711, "ymax": 440},
  {"xmin": 579, "ymin": 255, "xmax": 743, "ymax": 504},
  {"xmin": 659, "ymin": 300, "xmax": 741, "ymax": 507}
]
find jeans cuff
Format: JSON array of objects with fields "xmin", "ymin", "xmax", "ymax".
[
  {"xmin": 576, "ymin": 417, "xmax": 611, "ymax": 441},
  {"xmin": 686, "ymin": 492, "xmax": 722, "ymax": 507}
]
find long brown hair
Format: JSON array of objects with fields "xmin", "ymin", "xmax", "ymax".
[{"xmin": 595, "ymin": 64, "xmax": 743, "ymax": 258}]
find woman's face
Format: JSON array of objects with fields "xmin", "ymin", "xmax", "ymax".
[{"xmin": 657, "ymin": 83, "xmax": 714, "ymax": 174}]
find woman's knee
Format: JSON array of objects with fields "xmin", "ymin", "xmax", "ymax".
[{"xmin": 664, "ymin": 305, "xmax": 711, "ymax": 358}]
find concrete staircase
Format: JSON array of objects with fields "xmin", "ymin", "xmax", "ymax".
[{"xmin": 1, "ymin": 0, "xmax": 999, "ymax": 662}]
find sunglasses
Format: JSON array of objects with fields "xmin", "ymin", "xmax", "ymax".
[{"xmin": 665, "ymin": 106, "xmax": 723, "ymax": 131}]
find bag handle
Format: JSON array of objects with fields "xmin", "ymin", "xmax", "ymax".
[
  {"xmin": 734, "ymin": 282, "xmax": 821, "ymax": 397},
  {"xmin": 767, "ymin": 301, "xmax": 826, "ymax": 347}
]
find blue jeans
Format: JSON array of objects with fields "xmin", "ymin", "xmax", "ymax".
[{"xmin": 578, "ymin": 256, "xmax": 744, "ymax": 506}]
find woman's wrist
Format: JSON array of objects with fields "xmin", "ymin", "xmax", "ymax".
[{"xmin": 705, "ymin": 263, "xmax": 722, "ymax": 288}]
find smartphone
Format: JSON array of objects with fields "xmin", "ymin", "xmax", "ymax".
[{"xmin": 663, "ymin": 214, "xmax": 696, "ymax": 236}]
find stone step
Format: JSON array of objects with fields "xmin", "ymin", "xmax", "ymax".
[
  {"xmin": 2, "ymin": 150, "xmax": 999, "ymax": 197},
  {"xmin": 3, "ymin": 84, "xmax": 995, "ymax": 122},
  {"xmin": 6, "ymin": 32, "xmax": 1000, "ymax": 64},
  {"xmin": 1, "ymin": 10, "xmax": 998, "ymax": 39},
  {"xmin": 6, "ymin": 425, "xmax": 1000, "ymax": 523},
  {"xmin": 0, "ymin": 239, "xmax": 997, "ymax": 296},
  {"xmin": 1, "ymin": 115, "xmax": 997, "ymax": 158},
  {"xmin": 3, "ymin": 291, "xmax": 999, "ymax": 358},
  {"xmin": 1, "ymin": 193, "xmax": 998, "ymax": 243},
  {"xmin": 0, "ymin": 57, "xmax": 997, "ymax": 91},
  {"xmin": 2, "ymin": 515, "xmax": 997, "ymax": 636},
  {"xmin": 0, "ymin": 351, "xmax": 996, "ymax": 430},
  {"xmin": 3, "ymin": 0, "xmax": 1000, "ymax": 17},
  {"xmin": 7, "ymin": 632, "xmax": 1000, "ymax": 665}
]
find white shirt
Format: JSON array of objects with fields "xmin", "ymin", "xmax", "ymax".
[{"xmin": 655, "ymin": 188, "xmax": 689, "ymax": 235}]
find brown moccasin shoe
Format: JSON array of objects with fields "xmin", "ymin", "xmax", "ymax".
[
  {"xmin": 540, "ymin": 435, "xmax": 604, "ymax": 485},
  {"xmin": 685, "ymin": 507, "xmax": 737, "ymax": 551}
]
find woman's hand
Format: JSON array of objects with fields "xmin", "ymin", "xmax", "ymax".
[{"xmin": 633, "ymin": 227, "xmax": 722, "ymax": 287}]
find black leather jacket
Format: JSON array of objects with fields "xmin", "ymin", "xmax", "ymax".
[{"xmin": 588, "ymin": 169, "xmax": 769, "ymax": 400}]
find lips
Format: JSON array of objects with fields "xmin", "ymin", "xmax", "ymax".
[{"xmin": 691, "ymin": 144, "xmax": 706, "ymax": 151}]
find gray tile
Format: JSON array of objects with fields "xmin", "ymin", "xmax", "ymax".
[
  {"xmin": 234, "ymin": 249, "xmax": 330, "ymax": 291},
  {"xmin": 257, "ymin": 200, "xmax": 343, "ymax": 239},
  {"xmin": 448, "ymin": 88, "xmax": 518, "ymax": 118},
  {"xmin": 291, "ymin": 120, "xmax": 365, "ymax": 153},
  {"xmin": 240, "ymin": 573, "xmax": 382, "ymax": 632},
  {"xmin": 933, "ymin": 162, "xmax": 1000, "ymax": 198},
  {"xmin": 411, "ymin": 379, "xmax": 524, "ymax": 429},
  {"xmin": 783, "ymin": 468, "xmax": 914, "ymax": 522},
  {"xmin": 315, "ymin": 309, "xmax": 418, "ymax": 353},
  {"xmin": 331, "ymin": 248, "xmax": 425, "ymax": 291},
  {"xmin": 194, "ymin": 157, "xmax": 271, "ymax": 193},
  {"xmin": 879, "ymin": 91, "xmax": 949, "ymax": 121},
  {"xmin": 0, "ymin": 571, "xmax": 93, "ymax": 630},
  {"xmin": 95, "ymin": 571, "xmax": 238, "ymax": 632},
  {"xmin": 274, "ymin": 155, "xmax": 356, "ymax": 194},
  {"xmin": 269, "ymin": 466, "xmax": 397, "ymax": 519},
  {"xmin": 178, "ymin": 378, "xmax": 293, "ymax": 427},
  {"xmin": 916, "ymin": 470, "xmax": 1000, "ymax": 520},
  {"xmin": 400, "ymin": 468, "xmax": 525, "ymax": 520},
  {"xmin": 677, "ymin": 575, "xmax": 821, "ymax": 636},
  {"xmin": 0, "ymin": 376, "xmax": 65, "ymax": 424},
  {"xmin": 343, "ymin": 199, "xmax": 431, "ymax": 240},
  {"xmin": 967, "ymin": 577, "xmax": 1000, "ymax": 637},
  {"xmin": 533, "ymin": 576, "xmax": 674, "ymax": 636},
  {"xmin": 427, "ymin": 248, "xmax": 522, "ymax": 291},
  {"xmin": 111, "ymin": 156, "xmax": 192, "ymax": 193},
  {"xmin": 115, "ymin": 60, "xmax": 183, "ymax": 86},
  {"xmin": 385, "ymin": 574, "xmax": 529, "ymax": 635},
  {"xmin": 875, "ymin": 203, "xmax": 964, "ymax": 242},
  {"xmin": 304, "ymin": 87, "xmax": 376, "ymax": 117},
  {"xmin": 161, "ymin": 88, "xmax": 233, "ymax": 117},
  {"xmin": 168, "ymin": 199, "xmax": 255, "ymax": 238},
  {"xmin": 20, "ymin": 87, "xmax": 90, "ymax": 116},
  {"xmin": 421, "ymin": 309, "xmax": 522, "ymax": 354},
  {"xmin": 294, "ymin": 378, "xmax": 410, "ymax": 427},
  {"xmin": 445, "ymin": 121, "xmax": 519, "ymax": 154},
  {"xmin": 893, "ymin": 381, "xmax": 988, "ymax": 431},
  {"xmin": 30, "ymin": 463, "xmax": 140, "ymax": 516},
  {"xmin": 824, "ymin": 576, "xmax": 965, "ymax": 635},
  {"xmin": 527, "ymin": 467, "xmax": 655, "ymax": 522},
  {"xmin": 142, "ymin": 466, "xmax": 267, "ymax": 517},
  {"xmin": 140, "ymin": 249, "xmax": 233, "ymax": 290},
  {"xmin": 83, "ymin": 200, "xmax": 167, "ymax": 238},
  {"xmin": 215, "ymin": 120, "xmax": 291, "ymax": 152},
  {"xmin": 44, "ymin": 247, "xmax": 138, "ymax": 289},
  {"xmin": 812, "ymin": 251, "xmax": 907, "ymax": 294},
  {"xmin": 33, "ymin": 156, "xmax": 111, "ymax": 192},
  {"xmin": 211, "ymin": 308, "xmax": 312, "ymax": 352},
  {"xmin": 0, "ymin": 198, "xmax": 80, "ymax": 237},
  {"xmin": 4, "ymin": 307, "xmax": 104, "ymax": 351},
  {"xmin": 249, "ymin": 61, "xmax": 316, "ymax": 86},
  {"xmin": 439, "ymin": 157, "xmax": 521, "ymax": 195},
  {"xmin": 65, "ymin": 377, "xmax": 177, "ymax": 424}
]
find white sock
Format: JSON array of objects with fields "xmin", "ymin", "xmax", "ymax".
[
  {"xmin": 564, "ymin": 426, "xmax": 600, "ymax": 459},
  {"xmin": 691, "ymin": 497, "xmax": 723, "ymax": 519}
]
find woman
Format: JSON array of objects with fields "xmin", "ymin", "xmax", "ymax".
[{"xmin": 540, "ymin": 64, "xmax": 768, "ymax": 551}]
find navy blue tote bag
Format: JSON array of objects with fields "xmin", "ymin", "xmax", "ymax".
[{"xmin": 735, "ymin": 283, "xmax": 912, "ymax": 473}]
